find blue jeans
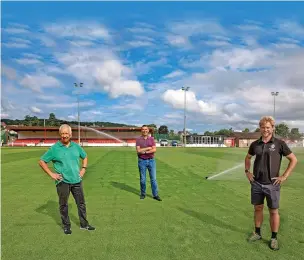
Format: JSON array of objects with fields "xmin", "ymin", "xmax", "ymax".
[{"xmin": 138, "ymin": 158, "xmax": 158, "ymax": 197}]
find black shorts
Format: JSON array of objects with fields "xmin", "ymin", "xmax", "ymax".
[{"xmin": 251, "ymin": 181, "xmax": 281, "ymax": 209}]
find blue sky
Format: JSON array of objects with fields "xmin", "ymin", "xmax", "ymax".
[{"xmin": 2, "ymin": 1, "xmax": 304, "ymax": 132}]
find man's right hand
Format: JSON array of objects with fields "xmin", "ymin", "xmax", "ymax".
[
  {"xmin": 51, "ymin": 173, "xmax": 63, "ymax": 181},
  {"xmin": 246, "ymin": 171, "xmax": 255, "ymax": 183}
]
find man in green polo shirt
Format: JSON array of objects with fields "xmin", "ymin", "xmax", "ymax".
[{"xmin": 39, "ymin": 124, "xmax": 95, "ymax": 235}]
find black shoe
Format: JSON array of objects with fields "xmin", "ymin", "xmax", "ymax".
[
  {"xmin": 63, "ymin": 228, "xmax": 72, "ymax": 235},
  {"xmin": 140, "ymin": 194, "xmax": 145, "ymax": 199},
  {"xmin": 80, "ymin": 225, "xmax": 95, "ymax": 231},
  {"xmin": 153, "ymin": 196, "xmax": 162, "ymax": 201}
]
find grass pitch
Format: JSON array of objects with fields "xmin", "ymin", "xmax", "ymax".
[{"xmin": 2, "ymin": 147, "xmax": 304, "ymax": 260}]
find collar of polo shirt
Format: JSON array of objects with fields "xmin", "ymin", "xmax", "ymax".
[{"xmin": 258, "ymin": 135, "xmax": 275, "ymax": 143}]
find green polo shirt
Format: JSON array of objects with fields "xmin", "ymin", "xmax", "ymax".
[{"xmin": 40, "ymin": 141, "xmax": 87, "ymax": 185}]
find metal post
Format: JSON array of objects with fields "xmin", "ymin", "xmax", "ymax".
[
  {"xmin": 44, "ymin": 118, "xmax": 46, "ymax": 141},
  {"xmin": 182, "ymin": 86, "xmax": 190, "ymax": 147},
  {"xmin": 77, "ymin": 93, "xmax": 80, "ymax": 143},
  {"xmin": 271, "ymin": 91, "xmax": 279, "ymax": 136},
  {"xmin": 183, "ymin": 89, "xmax": 186, "ymax": 146},
  {"xmin": 74, "ymin": 83, "xmax": 83, "ymax": 144}
]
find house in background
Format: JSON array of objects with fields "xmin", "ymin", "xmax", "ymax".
[{"xmin": 231, "ymin": 132, "xmax": 284, "ymax": 148}]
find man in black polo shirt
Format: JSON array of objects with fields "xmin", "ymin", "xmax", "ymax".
[{"xmin": 244, "ymin": 116, "xmax": 297, "ymax": 250}]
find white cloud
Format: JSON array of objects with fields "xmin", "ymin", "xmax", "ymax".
[
  {"xmin": 127, "ymin": 41, "xmax": 154, "ymax": 48},
  {"xmin": 36, "ymin": 95, "xmax": 58, "ymax": 101},
  {"xmin": 162, "ymin": 89, "xmax": 219, "ymax": 115},
  {"xmin": 272, "ymin": 43, "xmax": 300, "ymax": 49},
  {"xmin": 89, "ymin": 110, "xmax": 104, "ymax": 115},
  {"xmin": 44, "ymin": 66, "xmax": 70, "ymax": 75},
  {"xmin": 22, "ymin": 53, "xmax": 42, "ymax": 59},
  {"xmin": 277, "ymin": 21, "xmax": 304, "ymax": 38},
  {"xmin": 1, "ymin": 98, "xmax": 16, "ymax": 111},
  {"xmin": 134, "ymin": 35, "xmax": 155, "ymax": 42},
  {"xmin": 68, "ymin": 115, "xmax": 77, "ymax": 120},
  {"xmin": 8, "ymin": 22, "xmax": 30, "ymax": 29},
  {"xmin": 112, "ymin": 103, "xmax": 143, "ymax": 111},
  {"xmin": 0, "ymin": 113, "xmax": 10, "ymax": 118},
  {"xmin": 279, "ymin": 37, "xmax": 300, "ymax": 44},
  {"xmin": 70, "ymin": 40, "xmax": 94, "ymax": 47},
  {"xmin": 3, "ymin": 27, "xmax": 30, "ymax": 34},
  {"xmin": 14, "ymin": 58, "xmax": 42, "ymax": 65},
  {"xmin": 20, "ymin": 74, "xmax": 61, "ymax": 92},
  {"xmin": 104, "ymin": 79, "xmax": 143, "ymax": 98},
  {"xmin": 54, "ymin": 47, "xmax": 144, "ymax": 98},
  {"xmin": 164, "ymin": 112, "xmax": 182, "ymax": 119},
  {"xmin": 45, "ymin": 101, "xmax": 95, "ymax": 108},
  {"xmin": 204, "ymin": 40, "xmax": 231, "ymax": 47},
  {"xmin": 30, "ymin": 106, "xmax": 42, "ymax": 114},
  {"xmin": 166, "ymin": 35, "xmax": 190, "ymax": 47},
  {"xmin": 2, "ymin": 42, "xmax": 30, "ymax": 48},
  {"xmin": 127, "ymin": 27, "xmax": 155, "ymax": 34},
  {"xmin": 169, "ymin": 20, "xmax": 226, "ymax": 37},
  {"xmin": 237, "ymin": 24, "xmax": 264, "ymax": 32},
  {"xmin": 44, "ymin": 22, "xmax": 111, "ymax": 40},
  {"xmin": 163, "ymin": 70, "xmax": 185, "ymax": 79},
  {"xmin": 209, "ymin": 48, "xmax": 274, "ymax": 70},
  {"xmin": 9, "ymin": 37, "xmax": 31, "ymax": 44},
  {"xmin": 2, "ymin": 65, "xmax": 17, "ymax": 80},
  {"xmin": 241, "ymin": 36, "xmax": 259, "ymax": 47},
  {"xmin": 38, "ymin": 35, "xmax": 57, "ymax": 47}
]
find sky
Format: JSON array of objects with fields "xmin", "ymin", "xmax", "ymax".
[{"xmin": 1, "ymin": 1, "xmax": 304, "ymax": 133}]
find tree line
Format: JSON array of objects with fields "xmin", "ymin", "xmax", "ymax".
[
  {"xmin": 1, "ymin": 113, "xmax": 138, "ymax": 128},
  {"xmin": 156, "ymin": 124, "xmax": 303, "ymax": 141},
  {"xmin": 1, "ymin": 114, "xmax": 303, "ymax": 141}
]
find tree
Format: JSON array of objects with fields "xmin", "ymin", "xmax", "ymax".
[
  {"xmin": 255, "ymin": 128, "xmax": 260, "ymax": 132},
  {"xmin": 275, "ymin": 123, "xmax": 289, "ymax": 138},
  {"xmin": 158, "ymin": 125, "xmax": 169, "ymax": 134},
  {"xmin": 48, "ymin": 113, "xmax": 58, "ymax": 126},
  {"xmin": 215, "ymin": 128, "xmax": 233, "ymax": 136},
  {"xmin": 289, "ymin": 128, "xmax": 302, "ymax": 141},
  {"xmin": 24, "ymin": 115, "xmax": 33, "ymax": 126},
  {"xmin": 147, "ymin": 124, "xmax": 157, "ymax": 129},
  {"xmin": 49, "ymin": 113, "xmax": 56, "ymax": 120},
  {"xmin": 204, "ymin": 131, "xmax": 214, "ymax": 136},
  {"xmin": 169, "ymin": 130, "xmax": 175, "ymax": 137},
  {"xmin": 243, "ymin": 128, "xmax": 250, "ymax": 133},
  {"xmin": 32, "ymin": 116, "xmax": 40, "ymax": 126}
]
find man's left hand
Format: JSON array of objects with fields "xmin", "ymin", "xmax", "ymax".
[
  {"xmin": 79, "ymin": 168, "xmax": 86, "ymax": 178},
  {"xmin": 271, "ymin": 176, "xmax": 287, "ymax": 185}
]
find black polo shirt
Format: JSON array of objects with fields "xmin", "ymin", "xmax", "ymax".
[{"xmin": 248, "ymin": 136, "xmax": 292, "ymax": 185}]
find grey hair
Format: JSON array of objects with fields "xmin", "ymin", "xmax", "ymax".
[{"xmin": 59, "ymin": 124, "xmax": 72, "ymax": 134}]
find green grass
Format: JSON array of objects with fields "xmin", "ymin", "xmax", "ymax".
[{"xmin": 2, "ymin": 147, "xmax": 304, "ymax": 260}]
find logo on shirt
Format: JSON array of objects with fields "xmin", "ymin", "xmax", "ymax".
[{"xmin": 269, "ymin": 144, "xmax": 276, "ymax": 152}]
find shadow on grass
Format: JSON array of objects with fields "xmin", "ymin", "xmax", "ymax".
[
  {"xmin": 177, "ymin": 207, "xmax": 244, "ymax": 234},
  {"xmin": 111, "ymin": 181, "xmax": 153, "ymax": 198},
  {"xmin": 35, "ymin": 200, "xmax": 78, "ymax": 227}
]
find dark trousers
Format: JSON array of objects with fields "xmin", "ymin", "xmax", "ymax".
[{"xmin": 56, "ymin": 182, "xmax": 88, "ymax": 228}]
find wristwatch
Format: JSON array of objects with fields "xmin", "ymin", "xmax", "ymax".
[{"xmin": 245, "ymin": 169, "xmax": 249, "ymax": 173}]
